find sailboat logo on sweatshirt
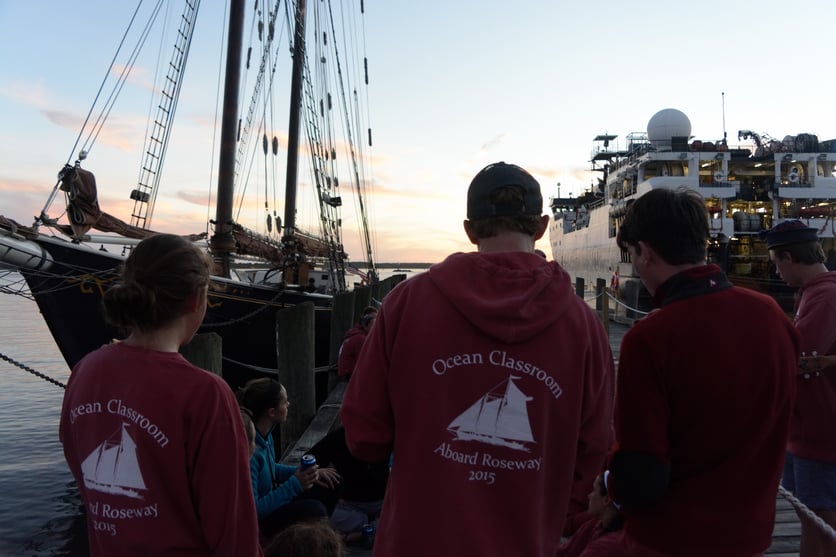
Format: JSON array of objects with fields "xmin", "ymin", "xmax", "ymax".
[
  {"xmin": 446, "ymin": 375, "xmax": 535, "ymax": 452},
  {"xmin": 81, "ymin": 423, "xmax": 148, "ymax": 499}
]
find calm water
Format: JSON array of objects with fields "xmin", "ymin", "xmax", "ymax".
[{"xmin": 0, "ymin": 279, "xmax": 87, "ymax": 556}]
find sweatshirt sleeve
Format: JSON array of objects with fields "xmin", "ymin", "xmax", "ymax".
[
  {"xmin": 342, "ymin": 307, "xmax": 395, "ymax": 462},
  {"xmin": 189, "ymin": 381, "xmax": 262, "ymax": 556},
  {"xmin": 250, "ymin": 457, "xmax": 303, "ymax": 520},
  {"xmin": 611, "ymin": 326, "xmax": 671, "ymax": 508},
  {"xmin": 276, "ymin": 463, "xmax": 298, "ymax": 482},
  {"xmin": 567, "ymin": 313, "xmax": 616, "ymax": 529},
  {"xmin": 795, "ymin": 281, "xmax": 836, "ymax": 355}
]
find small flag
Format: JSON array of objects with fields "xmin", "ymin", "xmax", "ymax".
[{"xmin": 346, "ymin": 264, "xmax": 369, "ymax": 281}]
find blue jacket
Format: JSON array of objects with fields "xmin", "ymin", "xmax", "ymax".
[{"xmin": 250, "ymin": 425, "xmax": 303, "ymax": 519}]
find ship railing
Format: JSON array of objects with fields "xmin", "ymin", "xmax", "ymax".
[
  {"xmin": 581, "ymin": 287, "xmax": 649, "ymax": 324},
  {"xmin": 604, "ymin": 289, "xmax": 648, "ymax": 318},
  {"xmin": 777, "ymin": 178, "xmax": 814, "ymax": 187},
  {"xmin": 587, "ymin": 196, "xmax": 607, "ymax": 211}
]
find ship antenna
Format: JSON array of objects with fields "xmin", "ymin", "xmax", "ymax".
[{"xmin": 721, "ymin": 92, "xmax": 727, "ymax": 146}]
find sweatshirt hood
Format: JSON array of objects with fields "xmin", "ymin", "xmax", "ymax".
[
  {"xmin": 343, "ymin": 325, "xmax": 366, "ymax": 341},
  {"xmin": 427, "ymin": 251, "xmax": 576, "ymax": 344},
  {"xmin": 802, "ymin": 270, "xmax": 836, "ymax": 290}
]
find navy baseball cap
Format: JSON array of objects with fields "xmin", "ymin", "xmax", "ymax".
[
  {"xmin": 759, "ymin": 219, "xmax": 819, "ymax": 248},
  {"xmin": 466, "ymin": 162, "xmax": 542, "ymax": 220}
]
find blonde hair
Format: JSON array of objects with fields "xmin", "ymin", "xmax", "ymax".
[
  {"xmin": 264, "ymin": 520, "xmax": 343, "ymax": 557},
  {"xmin": 240, "ymin": 407, "xmax": 255, "ymax": 446}
]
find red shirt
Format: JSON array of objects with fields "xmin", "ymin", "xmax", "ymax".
[
  {"xmin": 791, "ymin": 271, "xmax": 836, "ymax": 461},
  {"xmin": 556, "ymin": 518, "xmax": 627, "ymax": 557},
  {"xmin": 615, "ymin": 266, "xmax": 798, "ymax": 557},
  {"xmin": 342, "ymin": 252, "xmax": 615, "ymax": 557},
  {"xmin": 338, "ymin": 325, "xmax": 368, "ymax": 379},
  {"xmin": 60, "ymin": 343, "xmax": 262, "ymax": 556}
]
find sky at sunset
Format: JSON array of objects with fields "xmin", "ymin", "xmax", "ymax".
[{"xmin": 2, "ymin": 0, "xmax": 836, "ymax": 265}]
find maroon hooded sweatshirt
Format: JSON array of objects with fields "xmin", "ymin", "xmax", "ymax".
[{"xmin": 342, "ymin": 251, "xmax": 614, "ymax": 557}]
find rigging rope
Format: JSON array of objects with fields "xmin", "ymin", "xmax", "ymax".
[
  {"xmin": 39, "ymin": 2, "xmax": 152, "ymax": 220},
  {"xmin": 198, "ymin": 286, "xmax": 287, "ymax": 329},
  {"xmin": 223, "ymin": 0, "xmax": 374, "ymax": 290},
  {"xmin": 0, "ymin": 351, "xmax": 66, "ymax": 389},
  {"xmin": 324, "ymin": 0, "xmax": 375, "ymax": 275}
]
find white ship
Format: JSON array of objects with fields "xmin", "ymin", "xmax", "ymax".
[{"xmin": 549, "ymin": 108, "xmax": 836, "ymax": 313}]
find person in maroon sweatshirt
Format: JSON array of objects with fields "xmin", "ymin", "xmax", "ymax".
[
  {"xmin": 59, "ymin": 234, "xmax": 262, "ymax": 557},
  {"xmin": 609, "ymin": 188, "xmax": 799, "ymax": 557},
  {"xmin": 763, "ymin": 219, "xmax": 836, "ymax": 557},
  {"xmin": 555, "ymin": 472, "xmax": 626, "ymax": 557},
  {"xmin": 338, "ymin": 306, "xmax": 377, "ymax": 380},
  {"xmin": 341, "ymin": 161, "xmax": 615, "ymax": 557}
]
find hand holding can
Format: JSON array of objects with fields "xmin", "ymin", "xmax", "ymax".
[{"xmin": 301, "ymin": 454, "xmax": 316, "ymax": 470}]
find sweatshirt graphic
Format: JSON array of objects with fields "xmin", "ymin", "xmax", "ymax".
[
  {"xmin": 447, "ymin": 375, "xmax": 534, "ymax": 452},
  {"xmin": 81, "ymin": 423, "xmax": 147, "ymax": 499}
]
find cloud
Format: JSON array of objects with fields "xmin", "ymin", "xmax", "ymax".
[
  {"xmin": 479, "ymin": 134, "xmax": 505, "ymax": 153},
  {"xmin": 0, "ymin": 175, "xmax": 60, "ymax": 225},
  {"xmin": 175, "ymin": 189, "xmax": 212, "ymax": 207},
  {"xmin": 0, "ymin": 80, "xmax": 52, "ymax": 109}
]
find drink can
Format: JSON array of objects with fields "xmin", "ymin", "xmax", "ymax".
[
  {"xmin": 362, "ymin": 523, "xmax": 375, "ymax": 549},
  {"xmin": 301, "ymin": 454, "xmax": 316, "ymax": 469}
]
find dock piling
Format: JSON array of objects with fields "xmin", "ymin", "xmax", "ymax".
[
  {"xmin": 277, "ymin": 301, "xmax": 316, "ymax": 454},
  {"xmin": 180, "ymin": 332, "xmax": 223, "ymax": 376}
]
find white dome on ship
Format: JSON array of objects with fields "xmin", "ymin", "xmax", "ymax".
[{"xmin": 647, "ymin": 108, "xmax": 691, "ymax": 151}]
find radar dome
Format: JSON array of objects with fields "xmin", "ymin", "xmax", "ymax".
[{"xmin": 647, "ymin": 109, "xmax": 691, "ymax": 151}]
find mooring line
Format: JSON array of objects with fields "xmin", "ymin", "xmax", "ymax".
[
  {"xmin": 0, "ymin": 351, "xmax": 66, "ymax": 389},
  {"xmin": 778, "ymin": 484, "xmax": 836, "ymax": 541}
]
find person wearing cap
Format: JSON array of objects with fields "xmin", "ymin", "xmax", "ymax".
[
  {"xmin": 763, "ymin": 219, "xmax": 836, "ymax": 557},
  {"xmin": 341, "ymin": 162, "xmax": 615, "ymax": 557},
  {"xmin": 607, "ymin": 188, "xmax": 798, "ymax": 557}
]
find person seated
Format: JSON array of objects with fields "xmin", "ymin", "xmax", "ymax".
[
  {"xmin": 241, "ymin": 407, "xmax": 257, "ymax": 457},
  {"xmin": 338, "ymin": 306, "xmax": 377, "ymax": 380},
  {"xmin": 308, "ymin": 426, "xmax": 389, "ymax": 544},
  {"xmin": 237, "ymin": 378, "xmax": 343, "ymax": 544},
  {"xmin": 556, "ymin": 472, "xmax": 627, "ymax": 557},
  {"xmin": 264, "ymin": 519, "xmax": 343, "ymax": 557}
]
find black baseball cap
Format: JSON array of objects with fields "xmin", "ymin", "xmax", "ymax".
[{"xmin": 466, "ymin": 162, "xmax": 542, "ymax": 220}]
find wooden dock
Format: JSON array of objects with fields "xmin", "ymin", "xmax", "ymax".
[{"xmin": 769, "ymin": 496, "xmax": 801, "ymax": 556}]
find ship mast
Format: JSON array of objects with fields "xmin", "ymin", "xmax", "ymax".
[
  {"xmin": 210, "ymin": 0, "xmax": 246, "ymax": 277},
  {"xmin": 283, "ymin": 0, "xmax": 307, "ymax": 241}
]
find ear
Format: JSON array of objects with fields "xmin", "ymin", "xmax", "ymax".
[
  {"xmin": 533, "ymin": 215, "xmax": 550, "ymax": 241},
  {"xmin": 637, "ymin": 240, "xmax": 655, "ymax": 263},
  {"xmin": 186, "ymin": 290, "xmax": 204, "ymax": 313},
  {"xmin": 463, "ymin": 220, "xmax": 479, "ymax": 245}
]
